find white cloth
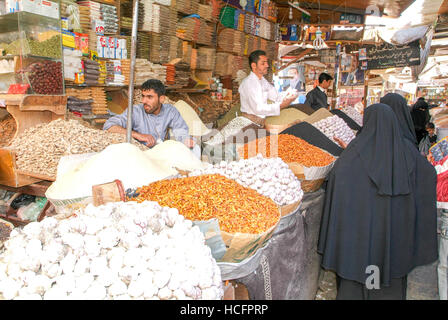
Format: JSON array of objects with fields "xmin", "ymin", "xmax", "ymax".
[{"xmin": 239, "ymin": 72, "xmax": 282, "ymax": 119}]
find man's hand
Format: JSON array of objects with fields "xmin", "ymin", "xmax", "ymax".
[
  {"xmin": 280, "ymin": 93, "xmax": 298, "ymax": 109},
  {"xmin": 184, "ymin": 138, "xmax": 195, "ymax": 148},
  {"xmin": 333, "ymin": 136, "xmax": 348, "ymax": 149},
  {"xmin": 133, "ymin": 132, "xmax": 156, "ymax": 147}
]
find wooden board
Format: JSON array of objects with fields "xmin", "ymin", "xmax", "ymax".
[
  {"xmin": 0, "ymin": 149, "xmax": 41, "ymax": 187},
  {"xmin": 6, "ymin": 104, "xmax": 64, "ymax": 139}
]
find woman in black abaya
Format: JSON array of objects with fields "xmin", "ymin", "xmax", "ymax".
[
  {"xmin": 380, "ymin": 93, "xmax": 418, "ymax": 148},
  {"xmin": 318, "ymin": 103, "xmax": 438, "ymax": 300},
  {"xmin": 411, "ymin": 98, "xmax": 430, "ymax": 144},
  {"xmin": 380, "ymin": 93, "xmax": 438, "ymax": 272}
]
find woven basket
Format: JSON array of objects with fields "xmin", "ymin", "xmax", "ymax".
[
  {"xmin": 287, "ymin": 162, "xmax": 327, "ymax": 193},
  {"xmin": 278, "ymin": 199, "xmax": 301, "ymax": 217},
  {"xmin": 299, "ymin": 178, "xmax": 325, "ymax": 193}
]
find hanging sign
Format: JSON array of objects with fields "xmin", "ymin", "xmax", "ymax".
[{"xmin": 364, "ymin": 40, "xmax": 420, "ymax": 70}]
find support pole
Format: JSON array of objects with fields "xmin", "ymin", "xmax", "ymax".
[{"xmin": 126, "ymin": 0, "xmax": 139, "ymax": 142}]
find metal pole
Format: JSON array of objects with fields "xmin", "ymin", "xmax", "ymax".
[{"xmin": 126, "ymin": 0, "xmax": 139, "ymax": 142}]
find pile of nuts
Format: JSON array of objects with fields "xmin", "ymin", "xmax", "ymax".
[
  {"xmin": 312, "ymin": 115, "xmax": 355, "ymax": 145},
  {"xmin": 0, "ymin": 114, "xmax": 17, "ymax": 147},
  {"xmin": 28, "ymin": 61, "xmax": 63, "ymax": 95},
  {"xmin": 341, "ymin": 106, "xmax": 363, "ymax": 127},
  {"xmin": 240, "ymin": 134, "xmax": 335, "ymax": 168},
  {"xmin": 189, "ymin": 154, "xmax": 304, "ymax": 206},
  {"xmin": 132, "ymin": 174, "xmax": 280, "ymax": 234},
  {"xmin": 8, "ymin": 119, "xmax": 147, "ymax": 179}
]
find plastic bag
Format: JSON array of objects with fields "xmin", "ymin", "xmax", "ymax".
[
  {"xmin": 10, "ymin": 194, "xmax": 36, "ymax": 210},
  {"xmin": 17, "ymin": 197, "xmax": 47, "ymax": 222}
]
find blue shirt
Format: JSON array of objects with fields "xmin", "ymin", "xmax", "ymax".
[{"xmin": 103, "ymin": 103, "xmax": 190, "ymax": 144}]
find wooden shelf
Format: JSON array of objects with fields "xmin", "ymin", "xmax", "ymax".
[
  {"xmin": 295, "ymin": 23, "xmax": 365, "ymax": 27},
  {"xmin": 280, "ymin": 40, "xmax": 380, "ymax": 45},
  {"xmin": 82, "ymin": 0, "xmax": 119, "ymax": 6},
  {"xmin": 220, "ymin": 1, "xmax": 277, "ymax": 24},
  {"xmin": 165, "ymin": 88, "xmax": 208, "ymax": 93}
]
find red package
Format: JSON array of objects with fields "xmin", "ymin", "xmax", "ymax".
[
  {"xmin": 437, "ymin": 170, "xmax": 448, "ymax": 202},
  {"xmin": 7, "ymin": 84, "xmax": 30, "ymax": 94}
]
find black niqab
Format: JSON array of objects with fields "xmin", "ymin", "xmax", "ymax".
[
  {"xmin": 411, "ymin": 98, "xmax": 430, "ymax": 132},
  {"xmin": 318, "ymin": 103, "xmax": 438, "ymax": 287},
  {"xmin": 330, "ymin": 109, "xmax": 362, "ymax": 131},
  {"xmin": 380, "ymin": 93, "xmax": 418, "ymax": 147},
  {"xmin": 281, "ymin": 121, "xmax": 343, "ymax": 156}
]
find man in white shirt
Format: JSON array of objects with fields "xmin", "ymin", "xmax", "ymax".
[{"xmin": 239, "ymin": 50, "xmax": 298, "ymax": 126}]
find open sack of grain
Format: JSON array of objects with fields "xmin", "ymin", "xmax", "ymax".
[
  {"xmin": 264, "ymin": 108, "xmax": 309, "ymax": 134},
  {"xmin": 173, "ymin": 100, "xmax": 211, "ymax": 137},
  {"xmin": 46, "ymin": 141, "xmax": 206, "ymax": 215}
]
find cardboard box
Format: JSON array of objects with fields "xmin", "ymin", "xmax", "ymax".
[
  {"xmin": 40, "ymin": 0, "xmax": 59, "ymax": 19},
  {"xmin": 18, "ymin": 0, "xmax": 40, "ymax": 14}
]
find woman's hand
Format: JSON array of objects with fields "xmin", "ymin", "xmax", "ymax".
[{"xmin": 334, "ymin": 136, "xmax": 348, "ymax": 149}]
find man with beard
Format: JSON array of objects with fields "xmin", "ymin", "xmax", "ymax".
[
  {"xmin": 103, "ymin": 79, "xmax": 194, "ymax": 149},
  {"xmin": 239, "ymin": 50, "xmax": 298, "ymax": 126}
]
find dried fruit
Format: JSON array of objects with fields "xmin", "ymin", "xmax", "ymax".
[
  {"xmin": 240, "ymin": 134, "xmax": 335, "ymax": 167},
  {"xmin": 131, "ymin": 174, "xmax": 280, "ymax": 234}
]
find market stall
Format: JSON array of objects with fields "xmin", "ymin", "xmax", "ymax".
[{"xmin": 0, "ymin": 0, "xmax": 445, "ymax": 302}]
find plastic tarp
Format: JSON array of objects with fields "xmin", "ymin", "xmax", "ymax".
[{"xmin": 226, "ymin": 189, "xmax": 326, "ymax": 300}]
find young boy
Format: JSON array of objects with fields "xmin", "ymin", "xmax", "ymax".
[{"xmin": 419, "ymin": 122, "xmax": 437, "ymax": 156}]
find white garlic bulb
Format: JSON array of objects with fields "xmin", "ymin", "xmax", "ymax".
[
  {"xmin": 0, "ymin": 201, "xmax": 223, "ymax": 300},
  {"xmin": 189, "ymin": 154, "xmax": 304, "ymax": 206}
]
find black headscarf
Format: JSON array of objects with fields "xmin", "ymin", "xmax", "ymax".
[
  {"xmin": 411, "ymin": 98, "xmax": 430, "ymax": 132},
  {"xmin": 318, "ymin": 103, "xmax": 438, "ymax": 287},
  {"xmin": 281, "ymin": 121, "xmax": 343, "ymax": 156},
  {"xmin": 380, "ymin": 93, "xmax": 418, "ymax": 147},
  {"xmin": 330, "ymin": 109, "xmax": 362, "ymax": 131},
  {"xmin": 350, "ymin": 103, "xmax": 411, "ymax": 196}
]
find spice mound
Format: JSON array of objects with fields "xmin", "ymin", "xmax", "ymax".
[
  {"xmin": 132, "ymin": 174, "xmax": 280, "ymax": 234},
  {"xmin": 240, "ymin": 134, "xmax": 335, "ymax": 167}
]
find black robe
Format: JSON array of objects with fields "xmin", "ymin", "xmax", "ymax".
[
  {"xmin": 304, "ymin": 87, "xmax": 329, "ymax": 111},
  {"xmin": 380, "ymin": 93, "xmax": 438, "ymax": 269},
  {"xmin": 318, "ymin": 104, "xmax": 438, "ymax": 294},
  {"xmin": 410, "ymin": 99, "xmax": 430, "ymax": 143},
  {"xmin": 281, "ymin": 121, "xmax": 343, "ymax": 157},
  {"xmin": 330, "ymin": 109, "xmax": 362, "ymax": 131},
  {"xmin": 380, "ymin": 93, "xmax": 418, "ymax": 148}
]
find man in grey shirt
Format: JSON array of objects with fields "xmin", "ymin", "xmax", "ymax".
[{"xmin": 103, "ymin": 79, "xmax": 195, "ymax": 148}]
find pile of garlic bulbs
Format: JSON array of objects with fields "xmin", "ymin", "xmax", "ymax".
[
  {"xmin": 340, "ymin": 106, "xmax": 363, "ymax": 127},
  {"xmin": 0, "ymin": 201, "xmax": 223, "ymax": 300},
  {"xmin": 189, "ymin": 154, "xmax": 303, "ymax": 206},
  {"xmin": 312, "ymin": 115, "xmax": 356, "ymax": 145}
]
